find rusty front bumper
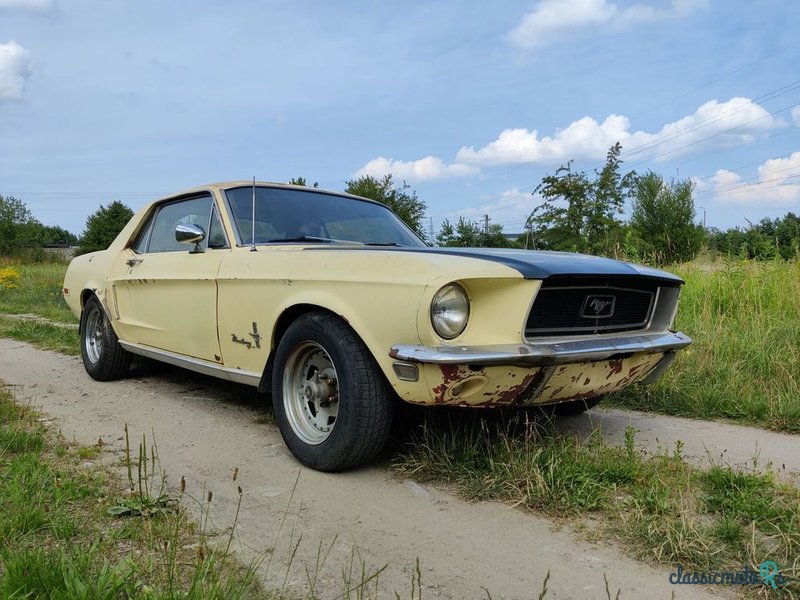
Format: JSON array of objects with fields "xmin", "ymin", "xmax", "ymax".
[{"xmin": 389, "ymin": 331, "xmax": 691, "ymax": 407}]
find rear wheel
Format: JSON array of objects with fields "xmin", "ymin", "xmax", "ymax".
[
  {"xmin": 80, "ymin": 295, "xmax": 131, "ymax": 381},
  {"xmin": 272, "ymin": 312, "xmax": 395, "ymax": 471}
]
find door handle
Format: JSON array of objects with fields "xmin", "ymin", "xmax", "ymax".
[{"xmin": 126, "ymin": 257, "xmax": 143, "ymax": 267}]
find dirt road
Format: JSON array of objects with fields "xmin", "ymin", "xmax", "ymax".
[{"xmin": 4, "ymin": 340, "xmax": 795, "ymax": 599}]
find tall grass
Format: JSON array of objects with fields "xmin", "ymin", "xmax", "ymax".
[
  {"xmin": 0, "ymin": 259, "xmax": 76, "ymax": 324},
  {"xmin": 609, "ymin": 259, "xmax": 800, "ymax": 431}
]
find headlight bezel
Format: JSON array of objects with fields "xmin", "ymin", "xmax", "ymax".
[{"xmin": 430, "ymin": 283, "xmax": 470, "ymax": 340}]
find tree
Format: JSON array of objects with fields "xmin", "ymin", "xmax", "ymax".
[
  {"xmin": 37, "ymin": 225, "xmax": 79, "ymax": 246},
  {"xmin": 528, "ymin": 143, "xmax": 633, "ymax": 254},
  {"xmin": 709, "ymin": 213, "xmax": 800, "ymax": 260},
  {"xmin": 288, "ymin": 176, "xmax": 318, "ymax": 188},
  {"xmin": 0, "ymin": 195, "xmax": 38, "ymax": 255},
  {"xmin": 435, "ymin": 217, "xmax": 517, "ymax": 248},
  {"xmin": 77, "ymin": 201, "xmax": 134, "ymax": 256},
  {"xmin": 344, "ymin": 174, "xmax": 427, "ymax": 238},
  {"xmin": 629, "ymin": 172, "xmax": 704, "ymax": 264}
]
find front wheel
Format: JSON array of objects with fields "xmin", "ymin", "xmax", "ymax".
[
  {"xmin": 272, "ymin": 312, "xmax": 395, "ymax": 472},
  {"xmin": 80, "ymin": 295, "xmax": 131, "ymax": 381}
]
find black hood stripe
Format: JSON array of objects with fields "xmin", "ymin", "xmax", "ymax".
[{"xmin": 304, "ymin": 246, "xmax": 684, "ymax": 285}]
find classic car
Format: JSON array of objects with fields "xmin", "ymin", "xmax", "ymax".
[{"xmin": 63, "ymin": 182, "xmax": 691, "ymax": 471}]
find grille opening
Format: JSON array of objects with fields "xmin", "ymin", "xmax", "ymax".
[{"xmin": 526, "ymin": 278, "xmax": 658, "ymax": 337}]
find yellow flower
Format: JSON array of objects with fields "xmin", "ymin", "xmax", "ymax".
[{"xmin": 0, "ymin": 266, "xmax": 21, "ymax": 289}]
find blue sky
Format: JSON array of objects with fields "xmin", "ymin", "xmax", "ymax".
[{"xmin": 1, "ymin": 0, "xmax": 799, "ymax": 237}]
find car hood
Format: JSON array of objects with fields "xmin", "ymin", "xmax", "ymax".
[{"xmin": 374, "ymin": 247, "xmax": 684, "ymax": 285}]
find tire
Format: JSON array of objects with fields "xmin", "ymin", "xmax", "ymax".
[
  {"xmin": 545, "ymin": 396, "xmax": 603, "ymax": 416},
  {"xmin": 272, "ymin": 312, "xmax": 395, "ymax": 472},
  {"xmin": 80, "ymin": 295, "xmax": 131, "ymax": 381}
]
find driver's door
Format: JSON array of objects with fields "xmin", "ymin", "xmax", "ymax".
[{"xmin": 110, "ymin": 194, "xmax": 228, "ymax": 363}]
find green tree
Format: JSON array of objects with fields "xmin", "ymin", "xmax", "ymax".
[
  {"xmin": 0, "ymin": 195, "xmax": 38, "ymax": 255},
  {"xmin": 344, "ymin": 174, "xmax": 427, "ymax": 238},
  {"xmin": 528, "ymin": 143, "xmax": 633, "ymax": 254},
  {"xmin": 288, "ymin": 177, "xmax": 319, "ymax": 188},
  {"xmin": 37, "ymin": 225, "xmax": 79, "ymax": 246},
  {"xmin": 435, "ymin": 217, "xmax": 516, "ymax": 248},
  {"xmin": 629, "ymin": 172, "xmax": 704, "ymax": 264},
  {"xmin": 77, "ymin": 201, "xmax": 134, "ymax": 256}
]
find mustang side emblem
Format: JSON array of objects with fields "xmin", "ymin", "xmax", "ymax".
[
  {"xmin": 581, "ymin": 295, "xmax": 616, "ymax": 319},
  {"xmin": 231, "ymin": 322, "xmax": 262, "ymax": 349}
]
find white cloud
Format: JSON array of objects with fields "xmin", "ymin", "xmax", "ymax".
[
  {"xmin": 507, "ymin": 0, "xmax": 709, "ymax": 49},
  {"xmin": 456, "ymin": 97, "xmax": 783, "ymax": 166},
  {"xmin": 0, "ymin": 0, "xmax": 53, "ymax": 10},
  {"xmin": 354, "ymin": 155, "xmax": 479, "ymax": 182},
  {"xmin": 703, "ymin": 152, "xmax": 800, "ymax": 206},
  {"xmin": 0, "ymin": 41, "xmax": 32, "ymax": 100}
]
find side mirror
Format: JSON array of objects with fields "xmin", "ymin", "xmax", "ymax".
[{"xmin": 175, "ymin": 223, "xmax": 206, "ymax": 253}]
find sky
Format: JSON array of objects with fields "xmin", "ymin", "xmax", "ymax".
[{"xmin": 1, "ymin": 0, "xmax": 799, "ymax": 237}]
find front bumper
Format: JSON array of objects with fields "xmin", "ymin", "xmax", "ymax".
[
  {"xmin": 388, "ymin": 331, "xmax": 691, "ymax": 407},
  {"xmin": 389, "ymin": 331, "xmax": 692, "ymax": 367}
]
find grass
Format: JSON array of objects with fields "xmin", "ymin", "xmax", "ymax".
[
  {"xmin": 0, "ymin": 316, "xmax": 79, "ymax": 354},
  {"xmin": 0, "ymin": 259, "xmax": 80, "ymax": 354},
  {"xmin": 608, "ymin": 258, "xmax": 800, "ymax": 432},
  {"xmin": 394, "ymin": 410, "xmax": 799, "ymax": 597},
  {"xmin": 0, "ymin": 382, "xmax": 271, "ymax": 599},
  {"xmin": 0, "ymin": 260, "xmax": 77, "ymax": 324}
]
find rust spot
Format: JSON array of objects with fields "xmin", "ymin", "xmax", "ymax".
[
  {"xmin": 583, "ymin": 377, "xmax": 591, "ymax": 385},
  {"xmin": 214, "ymin": 354, "xmax": 221, "ymax": 362},
  {"xmin": 627, "ymin": 364, "xmax": 644, "ymax": 378},
  {"xmin": 606, "ymin": 359, "xmax": 624, "ymax": 379},
  {"xmin": 492, "ymin": 372, "xmax": 537, "ymax": 405},
  {"xmin": 440, "ymin": 364, "xmax": 461, "ymax": 383},
  {"xmin": 432, "ymin": 384, "xmax": 447, "ymax": 404},
  {"xmin": 518, "ymin": 346, "xmax": 530, "ymax": 355}
]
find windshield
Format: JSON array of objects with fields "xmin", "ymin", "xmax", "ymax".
[{"xmin": 225, "ymin": 186, "xmax": 426, "ymax": 247}]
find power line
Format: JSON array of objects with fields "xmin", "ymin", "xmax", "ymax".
[
  {"xmin": 624, "ymin": 101, "xmax": 799, "ymax": 170},
  {"xmin": 617, "ymin": 80, "xmax": 800, "ymax": 163}
]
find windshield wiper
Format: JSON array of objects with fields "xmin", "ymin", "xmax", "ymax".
[
  {"xmin": 263, "ymin": 236, "xmax": 335, "ymax": 244},
  {"xmin": 363, "ymin": 242, "xmax": 406, "ymax": 247}
]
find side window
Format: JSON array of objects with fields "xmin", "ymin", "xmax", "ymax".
[
  {"xmin": 147, "ymin": 196, "xmax": 213, "ymax": 253},
  {"xmin": 208, "ymin": 207, "xmax": 228, "ymax": 249}
]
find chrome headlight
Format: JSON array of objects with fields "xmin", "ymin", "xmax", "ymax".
[{"xmin": 431, "ymin": 283, "xmax": 469, "ymax": 339}]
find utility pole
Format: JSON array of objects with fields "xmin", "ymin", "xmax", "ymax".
[
  {"xmin": 428, "ymin": 216, "xmax": 435, "ymax": 241},
  {"xmin": 483, "ymin": 214, "xmax": 489, "ymax": 235}
]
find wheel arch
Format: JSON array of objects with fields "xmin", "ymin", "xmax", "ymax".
[{"xmin": 258, "ymin": 303, "xmax": 344, "ymax": 392}]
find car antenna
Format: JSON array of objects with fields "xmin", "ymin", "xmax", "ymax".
[{"xmin": 250, "ymin": 176, "xmax": 257, "ymax": 252}]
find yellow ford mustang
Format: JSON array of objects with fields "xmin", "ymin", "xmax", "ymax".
[{"xmin": 63, "ymin": 182, "xmax": 691, "ymax": 471}]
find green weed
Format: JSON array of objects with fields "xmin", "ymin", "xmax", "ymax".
[{"xmin": 609, "ymin": 258, "xmax": 800, "ymax": 432}]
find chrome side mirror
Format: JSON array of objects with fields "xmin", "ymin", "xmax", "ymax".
[{"xmin": 175, "ymin": 223, "xmax": 206, "ymax": 253}]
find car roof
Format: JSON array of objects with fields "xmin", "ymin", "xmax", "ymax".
[{"xmin": 157, "ymin": 181, "xmax": 384, "ymax": 207}]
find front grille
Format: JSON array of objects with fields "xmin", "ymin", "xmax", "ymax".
[{"xmin": 526, "ymin": 279, "xmax": 656, "ymax": 337}]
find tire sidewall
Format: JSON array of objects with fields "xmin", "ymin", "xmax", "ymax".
[
  {"xmin": 80, "ymin": 296, "xmax": 123, "ymax": 380},
  {"xmin": 271, "ymin": 312, "xmax": 387, "ymax": 471}
]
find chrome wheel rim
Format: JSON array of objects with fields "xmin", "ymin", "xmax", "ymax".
[
  {"xmin": 282, "ymin": 341, "xmax": 339, "ymax": 445},
  {"xmin": 84, "ymin": 307, "xmax": 103, "ymax": 364}
]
